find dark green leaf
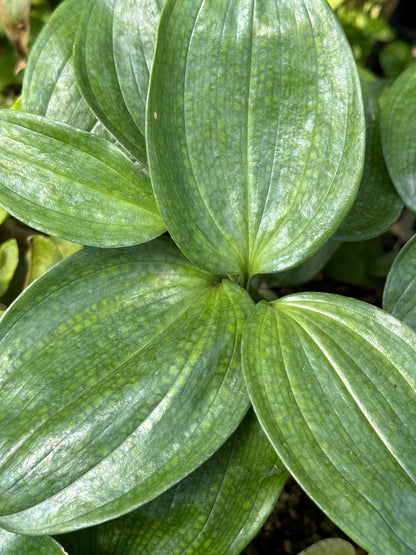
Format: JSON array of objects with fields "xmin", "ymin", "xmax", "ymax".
[
  {"xmin": 383, "ymin": 233, "xmax": 416, "ymax": 327},
  {"xmin": 243, "ymin": 293, "xmax": 416, "ymax": 553},
  {"xmin": 381, "ymin": 64, "xmax": 416, "ymax": 212},
  {"xmin": 0, "ymin": 238, "xmax": 253, "ymax": 534},
  {"xmin": 147, "ymin": 0, "xmax": 365, "ymax": 276},
  {"xmin": 58, "ymin": 410, "xmax": 288, "ymax": 555},
  {"xmin": 0, "ymin": 110, "xmax": 165, "ymax": 247},
  {"xmin": 335, "ymin": 77, "xmax": 402, "ymax": 241}
]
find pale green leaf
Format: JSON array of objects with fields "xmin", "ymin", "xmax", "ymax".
[
  {"xmin": 298, "ymin": 538, "xmax": 356, "ymax": 555},
  {"xmin": 58, "ymin": 410, "xmax": 288, "ymax": 555},
  {"xmin": 335, "ymin": 77, "xmax": 402, "ymax": 241},
  {"xmin": 0, "ymin": 238, "xmax": 253, "ymax": 534},
  {"xmin": 26, "ymin": 235, "xmax": 83, "ymax": 285},
  {"xmin": 381, "ymin": 64, "xmax": 416, "ymax": 212},
  {"xmin": 73, "ymin": 0, "xmax": 164, "ymax": 164},
  {"xmin": 0, "ymin": 238, "xmax": 18, "ymax": 298},
  {"xmin": 0, "ymin": 206, "xmax": 7, "ymax": 225},
  {"xmin": 147, "ymin": 0, "xmax": 364, "ymax": 276},
  {"xmin": 22, "ymin": 0, "xmax": 97, "ymax": 131},
  {"xmin": 0, "ymin": 527, "xmax": 66, "ymax": 554},
  {"xmin": 243, "ymin": 293, "xmax": 416, "ymax": 553},
  {"xmin": 383, "ymin": 233, "xmax": 416, "ymax": 327},
  {"xmin": 0, "ymin": 110, "xmax": 165, "ymax": 247}
]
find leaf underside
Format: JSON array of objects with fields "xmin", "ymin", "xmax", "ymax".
[{"xmin": 243, "ymin": 293, "xmax": 416, "ymax": 554}]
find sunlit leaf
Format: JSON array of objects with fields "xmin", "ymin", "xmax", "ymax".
[
  {"xmin": 0, "ymin": 110, "xmax": 165, "ymax": 247},
  {"xmin": 0, "ymin": 527, "xmax": 66, "ymax": 554},
  {"xmin": 0, "ymin": 238, "xmax": 18, "ymax": 298}
]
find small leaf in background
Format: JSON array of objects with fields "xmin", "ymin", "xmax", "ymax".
[
  {"xmin": 324, "ymin": 237, "xmax": 396, "ymax": 289},
  {"xmin": 0, "ymin": 207, "xmax": 7, "ymax": 225},
  {"xmin": 147, "ymin": 0, "xmax": 364, "ymax": 276},
  {"xmin": 381, "ymin": 63, "xmax": 416, "ymax": 212},
  {"xmin": 0, "ymin": 238, "xmax": 253, "ymax": 534},
  {"xmin": 243, "ymin": 293, "xmax": 416, "ymax": 553},
  {"xmin": 379, "ymin": 39, "xmax": 414, "ymax": 79},
  {"xmin": 297, "ymin": 537, "xmax": 356, "ymax": 555},
  {"xmin": 26, "ymin": 235, "xmax": 83, "ymax": 284},
  {"xmin": 383, "ymin": 232, "xmax": 416, "ymax": 327},
  {"xmin": 0, "ymin": 527, "xmax": 67, "ymax": 554},
  {"xmin": 58, "ymin": 410, "xmax": 288, "ymax": 555},
  {"xmin": 0, "ymin": 0, "xmax": 31, "ymax": 72},
  {"xmin": 0, "ymin": 238, "xmax": 18, "ymax": 298},
  {"xmin": 0, "ymin": 110, "xmax": 165, "ymax": 247},
  {"xmin": 335, "ymin": 76, "xmax": 403, "ymax": 241}
]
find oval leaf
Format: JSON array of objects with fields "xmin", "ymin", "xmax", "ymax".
[
  {"xmin": 22, "ymin": 0, "xmax": 97, "ymax": 131},
  {"xmin": 0, "ymin": 110, "xmax": 165, "ymax": 247},
  {"xmin": 383, "ymin": 232, "xmax": 416, "ymax": 327},
  {"xmin": 58, "ymin": 410, "xmax": 288, "ymax": 555},
  {"xmin": 0, "ymin": 238, "xmax": 18, "ymax": 298},
  {"xmin": 73, "ymin": 0, "xmax": 164, "ymax": 163},
  {"xmin": 335, "ymin": 77, "xmax": 403, "ymax": 241},
  {"xmin": 147, "ymin": 0, "xmax": 365, "ymax": 276},
  {"xmin": 0, "ymin": 238, "xmax": 253, "ymax": 534},
  {"xmin": 0, "ymin": 528, "xmax": 66, "ymax": 554},
  {"xmin": 381, "ymin": 64, "xmax": 416, "ymax": 212},
  {"xmin": 243, "ymin": 293, "xmax": 416, "ymax": 553}
]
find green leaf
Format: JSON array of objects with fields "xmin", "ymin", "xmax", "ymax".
[
  {"xmin": 298, "ymin": 538, "xmax": 356, "ymax": 555},
  {"xmin": 73, "ymin": 0, "xmax": 164, "ymax": 164},
  {"xmin": 324, "ymin": 238, "xmax": 395, "ymax": 288},
  {"xmin": 0, "ymin": 110, "xmax": 165, "ymax": 247},
  {"xmin": 243, "ymin": 293, "xmax": 416, "ymax": 553},
  {"xmin": 58, "ymin": 410, "xmax": 288, "ymax": 555},
  {"xmin": 147, "ymin": 0, "xmax": 365, "ymax": 276},
  {"xmin": 22, "ymin": 0, "xmax": 97, "ymax": 131},
  {"xmin": 0, "ymin": 527, "xmax": 66, "ymax": 554},
  {"xmin": 383, "ymin": 233, "xmax": 416, "ymax": 327},
  {"xmin": 381, "ymin": 64, "xmax": 416, "ymax": 212},
  {"xmin": 26, "ymin": 235, "xmax": 83, "ymax": 285},
  {"xmin": 0, "ymin": 206, "xmax": 7, "ymax": 225},
  {"xmin": 0, "ymin": 238, "xmax": 18, "ymax": 298},
  {"xmin": 335, "ymin": 77, "xmax": 402, "ymax": 241},
  {"xmin": 0, "ymin": 238, "xmax": 253, "ymax": 534}
]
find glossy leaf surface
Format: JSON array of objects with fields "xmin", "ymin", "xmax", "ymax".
[
  {"xmin": 74, "ymin": 0, "xmax": 164, "ymax": 164},
  {"xmin": 243, "ymin": 293, "xmax": 416, "ymax": 553},
  {"xmin": 335, "ymin": 77, "xmax": 402, "ymax": 241},
  {"xmin": 383, "ymin": 233, "xmax": 416, "ymax": 327},
  {"xmin": 0, "ymin": 528, "xmax": 66, "ymax": 554},
  {"xmin": 0, "ymin": 110, "xmax": 165, "ymax": 247},
  {"xmin": 22, "ymin": 0, "xmax": 97, "ymax": 131},
  {"xmin": 0, "ymin": 239, "xmax": 253, "ymax": 534},
  {"xmin": 381, "ymin": 64, "xmax": 416, "ymax": 212},
  {"xmin": 148, "ymin": 0, "xmax": 365, "ymax": 276},
  {"xmin": 58, "ymin": 410, "xmax": 288, "ymax": 555}
]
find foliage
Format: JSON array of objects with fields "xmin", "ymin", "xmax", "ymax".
[{"xmin": 0, "ymin": 1, "xmax": 415, "ymax": 554}]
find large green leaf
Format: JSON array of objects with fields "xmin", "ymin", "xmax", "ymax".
[
  {"xmin": 73, "ymin": 0, "xmax": 164, "ymax": 164},
  {"xmin": 243, "ymin": 293, "xmax": 416, "ymax": 553},
  {"xmin": 0, "ymin": 238, "xmax": 253, "ymax": 534},
  {"xmin": 21, "ymin": 0, "xmax": 97, "ymax": 131},
  {"xmin": 0, "ymin": 528, "xmax": 66, "ymax": 554},
  {"xmin": 58, "ymin": 410, "xmax": 288, "ymax": 555},
  {"xmin": 0, "ymin": 110, "xmax": 165, "ymax": 247},
  {"xmin": 147, "ymin": 0, "xmax": 365, "ymax": 276},
  {"xmin": 335, "ymin": 77, "xmax": 402, "ymax": 241},
  {"xmin": 383, "ymin": 233, "xmax": 416, "ymax": 327},
  {"xmin": 381, "ymin": 64, "xmax": 416, "ymax": 212}
]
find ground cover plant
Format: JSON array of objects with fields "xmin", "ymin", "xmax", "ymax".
[{"xmin": 0, "ymin": 0, "xmax": 415, "ymax": 553}]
